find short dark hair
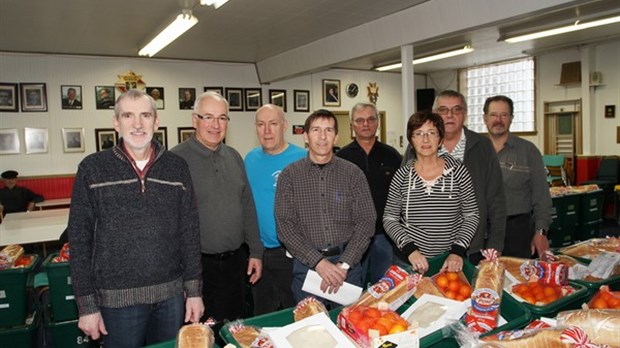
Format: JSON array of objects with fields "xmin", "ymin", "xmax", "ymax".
[
  {"xmin": 483, "ymin": 95, "xmax": 514, "ymax": 116},
  {"xmin": 304, "ymin": 109, "xmax": 338, "ymax": 134},
  {"xmin": 406, "ymin": 111, "xmax": 445, "ymax": 148}
]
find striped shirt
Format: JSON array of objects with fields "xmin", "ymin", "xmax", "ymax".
[
  {"xmin": 383, "ymin": 154, "xmax": 479, "ymax": 258},
  {"xmin": 439, "ymin": 128, "xmax": 466, "ymax": 162},
  {"xmin": 275, "ymin": 157, "xmax": 376, "ymax": 268}
]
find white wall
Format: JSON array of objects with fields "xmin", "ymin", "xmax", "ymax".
[{"xmin": 0, "ymin": 53, "xmax": 410, "ymax": 176}]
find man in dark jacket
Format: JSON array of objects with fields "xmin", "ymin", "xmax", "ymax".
[
  {"xmin": 0, "ymin": 170, "xmax": 43, "ymax": 217},
  {"xmin": 68, "ymin": 89, "xmax": 203, "ymax": 347}
]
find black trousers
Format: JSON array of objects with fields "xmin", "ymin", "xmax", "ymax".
[
  {"xmin": 502, "ymin": 212, "xmax": 535, "ymax": 259},
  {"xmin": 251, "ymin": 247, "xmax": 295, "ymax": 316},
  {"xmin": 201, "ymin": 246, "xmax": 247, "ymax": 323}
]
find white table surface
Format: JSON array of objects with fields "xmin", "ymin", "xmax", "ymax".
[
  {"xmin": 0, "ymin": 208, "xmax": 69, "ymax": 246},
  {"xmin": 37, "ymin": 198, "xmax": 71, "ymax": 209}
]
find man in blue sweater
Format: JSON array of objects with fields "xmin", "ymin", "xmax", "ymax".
[
  {"xmin": 68, "ymin": 90, "xmax": 204, "ymax": 347},
  {"xmin": 245, "ymin": 104, "xmax": 306, "ymax": 315}
]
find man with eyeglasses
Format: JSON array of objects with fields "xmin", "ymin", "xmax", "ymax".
[
  {"xmin": 275, "ymin": 109, "xmax": 375, "ymax": 307},
  {"xmin": 402, "ymin": 90, "xmax": 506, "ymax": 264},
  {"xmin": 336, "ymin": 103, "xmax": 401, "ymax": 284},
  {"xmin": 483, "ymin": 95, "xmax": 552, "ymax": 259},
  {"xmin": 171, "ymin": 92, "xmax": 262, "ymax": 340},
  {"xmin": 244, "ymin": 104, "xmax": 306, "ymax": 315}
]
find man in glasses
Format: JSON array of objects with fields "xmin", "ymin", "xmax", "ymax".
[
  {"xmin": 171, "ymin": 92, "xmax": 262, "ymax": 342},
  {"xmin": 403, "ymin": 90, "xmax": 506, "ymax": 264},
  {"xmin": 336, "ymin": 103, "xmax": 401, "ymax": 284},
  {"xmin": 483, "ymin": 95, "xmax": 552, "ymax": 259}
]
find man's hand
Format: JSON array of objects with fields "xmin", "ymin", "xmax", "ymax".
[
  {"xmin": 440, "ymin": 253, "xmax": 463, "ymax": 273},
  {"xmin": 531, "ymin": 233, "xmax": 549, "ymax": 258},
  {"xmin": 78, "ymin": 312, "xmax": 107, "ymax": 340},
  {"xmin": 247, "ymin": 257, "xmax": 263, "ymax": 284},
  {"xmin": 184, "ymin": 297, "xmax": 205, "ymax": 323},
  {"xmin": 407, "ymin": 250, "xmax": 428, "ymax": 274},
  {"xmin": 315, "ymin": 258, "xmax": 347, "ymax": 294}
]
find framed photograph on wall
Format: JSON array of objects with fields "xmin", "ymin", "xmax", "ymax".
[
  {"xmin": 269, "ymin": 89, "xmax": 287, "ymax": 112},
  {"xmin": 146, "ymin": 87, "xmax": 165, "ymax": 110},
  {"xmin": 153, "ymin": 127, "xmax": 168, "ymax": 148},
  {"xmin": 294, "ymin": 90, "xmax": 310, "ymax": 112},
  {"xmin": 0, "ymin": 128, "xmax": 20, "ymax": 154},
  {"xmin": 21, "ymin": 83, "xmax": 48, "ymax": 112},
  {"xmin": 178, "ymin": 127, "xmax": 195, "ymax": 143},
  {"xmin": 95, "ymin": 128, "xmax": 118, "ymax": 151},
  {"xmin": 95, "ymin": 86, "xmax": 115, "ymax": 109},
  {"xmin": 322, "ymin": 79, "xmax": 340, "ymax": 107},
  {"xmin": 61, "ymin": 85, "xmax": 83, "ymax": 110},
  {"xmin": 24, "ymin": 127, "xmax": 49, "ymax": 154},
  {"xmin": 204, "ymin": 86, "xmax": 223, "ymax": 95},
  {"xmin": 225, "ymin": 88, "xmax": 244, "ymax": 111},
  {"xmin": 0, "ymin": 83, "xmax": 19, "ymax": 112},
  {"xmin": 179, "ymin": 88, "xmax": 195, "ymax": 110},
  {"xmin": 244, "ymin": 88, "xmax": 262, "ymax": 111},
  {"xmin": 62, "ymin": 128, "xmax": 85, "ymax": 153}
]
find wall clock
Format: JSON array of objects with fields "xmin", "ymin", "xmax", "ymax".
[{"xmin": 346, "ymin": 83, "xmax": 359, "ymax": 98}]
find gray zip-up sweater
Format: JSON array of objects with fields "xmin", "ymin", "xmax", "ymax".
[{"xmin": 68, "ymin": 140, "xmax": 202, "ymax": 316}]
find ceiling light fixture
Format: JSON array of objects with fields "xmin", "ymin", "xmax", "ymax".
[
  {"xmin": 138, "ymin": 10, "xmax": 198, "ymax": 57},
  {"xmin": 375, "ymin": 45, "xmax": 474, "ymax": 72},
  {"xmin": 503, "ymin": 15, "xmax": 620, "ymax": 43},
  {"xmin": 200, "ymin": 0, "xmax": 230, "ymax": 9}
]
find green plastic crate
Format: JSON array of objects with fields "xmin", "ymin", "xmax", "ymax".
[
  {"xmin": 45, "ymin": 316, "xmax": 90, "ymax": 348},
  {"xmin": 219, "ymin": 306, "xmax": 342, "ymax": 346},
  {"xmin": 43, "ymin": 253, "xmax": 78, "ymax": 321},
  {"xmin": 0, "ymin": 310, "xmax": 39, "ymax": 348},
  {"xmin": 578, "ymin": 190, "xmax": 604, "ymax": 226},
  {"xmin": 576, "ymin": 219, "xmax": 602, "ymax": 241},
  {"xmin": 518, "ymin": 281, "xmax": 589, "ymax": 318},
  {"xmin": 0, "ymin": 254, "xmax": 39, "ymax": 327},
  {"xmin": 413, "ymin": 253, "xmax": 532, "ymax": 348},
  {"xmin": 549, "ymin": 194, "xmax": 580, "ymax": 247}
]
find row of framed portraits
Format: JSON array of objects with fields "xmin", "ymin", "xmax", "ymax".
[
  {"xmin": 0, "ymin": 82, "xmax": 313, "ymax": 113},
  {"xmin": 0, "ymin": 127, "xmax": 196, "ymax": 155}
]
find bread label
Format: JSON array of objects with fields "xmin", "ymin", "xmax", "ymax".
[{"xmin": 471, "ymin": 288, "xmax": 500, "ymax": 313}]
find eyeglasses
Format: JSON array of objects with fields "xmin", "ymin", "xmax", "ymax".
[
  {"xmin": 436, "ymin": 106, "xmax": 466, "ymax": 116},
  {"xmin": 194, "ymin": 113, "xmax": 230, "ymax": 123},
  {"xmin": 353, "ymin": 116, "xmax": 378, "ymax": 125},
  {"xmin": 486, "ymin": 112, "xmax": 512, "ymax": 119},
  {"xmin": 412, "ymin": 130, "xmax": 439, "ymax": 139}
]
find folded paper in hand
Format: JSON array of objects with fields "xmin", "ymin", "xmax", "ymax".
[{"xmin": 301, "ymin": 270, "xmax": 362, "ymax": 305}]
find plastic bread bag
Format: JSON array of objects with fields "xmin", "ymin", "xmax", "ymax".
[
  {"xmin": 0, "ymin": 244, "xmax": 25, "ymax": 270},
  {"xmin": 558, "ymin": 237, "xmax": 620, "ymax": 260},
  {"xmin": 353, "ymin": 265, "xmax": 416, "ymax": 310},
  {"xmin": 465, "ymin": 249, "xmax": 505, "ymax": 334},
  {"xmin": 556, "ymin": 309, "xmax": 620, "ymax": 347},
  {"xmin": 293, "ymin": 296, "xmax": 328, "ymax": 322},
  {"xmin": 225, "ymin": 320, "xmax": 274, "ymax": 348},
  {"xmin": 176, "ymin": 323, "xmax": 214, "ymax": 348},
  {"xmin": 499, "ymin": 256, "xmax": 568, "ymax": 287}
]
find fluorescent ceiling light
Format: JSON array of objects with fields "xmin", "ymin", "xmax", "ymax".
[
  {"xmin": 375, "ymin": 45, "xmax": 474, "ymax": 72},
  {"xmin": 139, "ymin": 11, "xmax": 198, "ymax": 57},
  {"xmin": 200, "ymin": 0, "xmax": 230, "ymax": 9},
  {"xmin": 504, "ymin": 15, "xmax": 620, "ymax": 43}
]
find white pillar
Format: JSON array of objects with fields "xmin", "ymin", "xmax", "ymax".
[{"xmin": 401, "ymin": 45, "xmax": 415, "ymax": 147}]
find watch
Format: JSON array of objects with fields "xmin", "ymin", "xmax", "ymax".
[
  {"xmin": 346, "ymin": 83, "xmax": 359, "ymax": 98},
  {"xmin": 537, "ymin": 229, "xmax": 548, "ymax": 236},
  {"xmin": 339, "ymin": 262, "xmax": 351, "ymax": 270}
]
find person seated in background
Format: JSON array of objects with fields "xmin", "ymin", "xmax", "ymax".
[
  {"xmin": 383, "ymin": 111, "xmax": 479, "ymax": 275},
  {"xmin": 0, "ymin": 170, "xmax": 43, "ymax": 218}
]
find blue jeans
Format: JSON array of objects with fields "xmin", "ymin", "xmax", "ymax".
[
  {"xmin": 291, "ymin": 255, "xmax": 363, "ymax": 309},
  {"xmin": 361, "ymin": 234, "xmax": 394, "ymax": 285},
  {"xmin": 100, "ymin": 295, "xmax": 184, "ymax": 348}
]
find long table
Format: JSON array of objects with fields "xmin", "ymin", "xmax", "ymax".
[{"xmin": 0, "ymin": 208, "xmax": 69, "ymax": 248}]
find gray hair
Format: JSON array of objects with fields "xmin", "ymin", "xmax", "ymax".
[
  {"xmin": 350, "ymin": 102, "xmax": 379, "ymax": 121},
  {"xmin": 114, "ymin": 89, "xmax": 157, "ymax": 118},
  {"xmin": 432, "ymin": 90, "xmax": 467, "ymax": 111},
  {"xmin": 194, "ymin": 91, "xmax": 229, "ymax": 113}
]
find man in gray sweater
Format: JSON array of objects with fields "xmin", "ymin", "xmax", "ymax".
[
  {"xmin": 171, "ymin": 92, "xmax": 263, "ymax": 332},
  {"xmin": 68, "ymin": 90, "xmax": 203, "ymax": 347}
]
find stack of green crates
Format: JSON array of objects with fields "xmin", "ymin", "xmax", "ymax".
[
  {"xmin": 43, "ymin": 253, "xmax": 90, "ymax": 348},
  {"xmin": 577, "ymin": 189, "xmax": 604, "ymax": 241},
  {"xmin": 0, "ymin": 310, "xmax": 39, "ymax": 347},
  {"xmin": 0, "ymin": 254, "xmax": 39, "ymax": 328},
  {"xmin": 549, "ymin": 193, "xmax": 580, "ymax": 247}
]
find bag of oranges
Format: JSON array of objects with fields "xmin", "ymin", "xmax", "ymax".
[
  {"xmin": 432, "ymin": 271, "xmax": 472, "ymax": 301},
  {"xmin": 586, "ymin": 285, "xmax": 620, "ymax": 309}
]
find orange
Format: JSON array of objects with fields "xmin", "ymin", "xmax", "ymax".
[
  {"xmin": 543, "ymin": 286, "xmax": 556, "ymax": 297},
  {"xmin": 455, "ymin": 294, "xmax": 466, "ymax": 302},
  {"xmin": 446, "ymin": 272, "xmax": 459, "ymax": 281},
  {"xmin": 377, "ymin": 317, "xmax": 394, "ymax": 331},
  {"xmin": 591, "ymin": 298, "xmax": 608, "ymax": 309},
  {"xmin": 546, "ymin": 293, "xmax": 558, "ymax": 303},
  {"xmin": 448, "ymin": 280, "xmax": 461, "ymax": 292},
  {"xmin": 371, "ymin": 323, "xmax": 389, "ymax": 336},
  {"xmin": 436, "ymin": 275, "xmax": 449, "ymax": 289},
  {"xmin": 599, "ymin": 292, "xmax": 612, "ymax": 302},
  {"xmin": 512, "ymin": 284, "xmax": 528, "ymax": 295},
  {"xmin": 534, "ymin": 292, "xmax": 546, "ymax": 302},
  {"xmin": 382, "ymin": 312, "xmax": 401, "ymax": 322},
  {"xmin": 530, "ymin": 284, "xmax": 543, "ymax": 295},
  {"xmin": 356, "ymin": 320, "xmax": 372, "ymax": 334},
  {"xmin": 459, "ymin": 285, "xmax": 472, "ymax": 298},
  {"xmin": 348, "ymin": 309, "xmax": 363, "ymax": 323},
  {"xmin": 445, "ymin": 290, "xmax": 457, "ymax": 299},
  {"xmin": 365, "ymin": 308, "xmax": 382, "ymax": 319},
  {"xmin": 389, "ymin": 324, "xmax": 407, "ymax": 334},
  {"xmin": 607, "ymin": 297, "xmax": 620, "ymax": 308}
]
